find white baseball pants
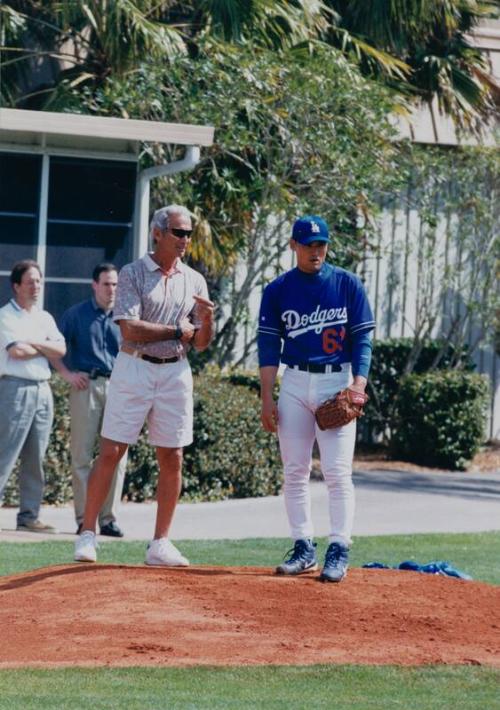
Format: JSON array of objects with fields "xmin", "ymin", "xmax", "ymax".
[{"xmin": 277, "ymin": 366, "xmax": 356, "ymax": 547}]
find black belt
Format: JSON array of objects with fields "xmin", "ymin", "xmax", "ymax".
[
  {"xmin": 120, "ymin": 346, "xmax": 179, "ymax": 364},
  {"xmin": 140, "ymin": 354, "xmax": 179, "ymax": 364},
  {"xmin": 86, "ymin": 369, "xmax": 112, "ymax": 379},
  {"xmin": 290, "ymin": 363, "xmax": 342, "ymax": 373}
]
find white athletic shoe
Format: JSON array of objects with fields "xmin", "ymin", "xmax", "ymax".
[
  {"xmin": 145, "ymin": 538, "xmax": 189, "ymax": 567},
  {"xmin": 74, "ymin": 530, "xmax": 98, "ymax": 562}
]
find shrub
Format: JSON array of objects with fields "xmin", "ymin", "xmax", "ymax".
[
  {"xmin": 363, "ymin": 338, "xmax": 475, "ymax": 442},
  {"xmin": 43, "ymin": 377, "xmax": 74, "ymax": 504},
  {"xmin": 124, "ymin": 429, "xmax": 159, "ymax": 503},
  {"xmin": 226, "ymin": 371, "xmax": 261, "ymax": 393},
  {"xmin": 2, "ymin": 368, "xmax": 282, "ymax": 507},
  {"xmin": 124, "ymin": 367, "xmax": 283, "ymax": 502},
  {"xmin": 182, "ymin": 368, "xmax": 282, "ymax": 500},
  {"xmin": 390, "ymin": 370, "xmax": 489, "ymax": 470}
]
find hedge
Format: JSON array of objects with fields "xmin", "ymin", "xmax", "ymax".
[
  {"xmin": 183, "ymin": 368, "xmax": 282, "ymax": 500},
  {"xmin": 363, "ymin": 338, "xmax": 474, "ymax": 442},
  {"xmin": 125, "ymin": 367, "xmax": 282, "ymax": 501},
  {"xmin": 391, "ymin": 370, "xmax": 489, "ymax": 470},
  {"xmin": 2, "ymin": 368, "xmax": 282, "ymax": 506}
]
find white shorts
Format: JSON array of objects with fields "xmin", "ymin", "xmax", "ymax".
[{"xmin": 101, "ymin": 352, "xmax": 193, "ymax": 448}]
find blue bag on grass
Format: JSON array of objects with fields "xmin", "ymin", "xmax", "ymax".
[{"xmin": 362, "ymin": 560, "xmax": 472, "ymax": 580}]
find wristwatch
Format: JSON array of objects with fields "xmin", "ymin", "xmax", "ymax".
[{"xmin": 174, "ymin": 325, "xmax": 183, "ymax": 340}]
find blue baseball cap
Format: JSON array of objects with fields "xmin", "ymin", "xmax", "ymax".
[{"xmin": 292, "ymin": 216, "xmax": 330, "ymax": 245}]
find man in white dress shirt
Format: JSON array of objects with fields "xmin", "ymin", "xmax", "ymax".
[{"xmin": 0, "ymin": 260, "xmax": 66, "ymax": 532}]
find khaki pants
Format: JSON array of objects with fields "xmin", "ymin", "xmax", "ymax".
[{"xmin": 70, "ymin": 377, "xmax": 126, "ymax": 527}]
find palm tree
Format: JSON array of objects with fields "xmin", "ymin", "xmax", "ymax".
[
  {"xmin": 0, "ymin": 0, "xmax": 332, "ymax": 107},
  {"xmin": 0, "ymin": 0, "xmax": 409, "ymax": 108},
  {"xmin": 0, "ymin": 1, "xmax": 186, "ymax": 107},
  {"xmin": 322, "ymin": 0, "xmax": 499, "ymax": 127},
  {"xmin": 1, "ymin": 0, "xmax": 497, "ymax": 126}
]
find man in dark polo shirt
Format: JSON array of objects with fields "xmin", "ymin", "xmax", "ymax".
[{"xmin": 52, "ymin": 263, "xmax": 126, "ymax": 537}]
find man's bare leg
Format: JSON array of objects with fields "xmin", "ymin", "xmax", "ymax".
[
  {"xmin": 153, "ymin": 446, "xmax": 183, "ymax": 540},
  {"xmin": 81, "ymin": 437, "xmax": 128, "ymax": 532}
]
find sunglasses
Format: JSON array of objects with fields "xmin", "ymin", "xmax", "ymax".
[{"xmin": 169, "ymin": 228, "xmax": 193, "ymax": 239}]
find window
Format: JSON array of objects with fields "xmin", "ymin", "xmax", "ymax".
[
  {"xmin": 46, "ymin": 223, "xmax": 132, "ymax": 278},
  {"xmin": 0, "ymin": 153, "xmax": 41, "ymax": 269},
  {"xmin": 0, "ymin": 276, "xmax": 12, "ymax": 306},
  {"xmin": 48, "ymin": 157, "xmax": 136, "ymax": 222},
  {"xmin": 46, "ymin": 157, "xmax": 136, "ymax": 296},
  {"xmin": 44, "ymin": 282, "xmax": 92, "ymax": 319},
  {"xmin": 0, "ymin": 152, "xmax": 137, "ymax": 321}
]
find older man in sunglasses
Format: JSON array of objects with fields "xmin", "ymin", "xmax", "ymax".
[{"xmin": 74, "ymin": 204, "xmax": 214, "ymax": 566}]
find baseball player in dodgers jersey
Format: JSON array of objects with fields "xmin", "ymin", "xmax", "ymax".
[{"xmin": 258, "ymin": 216, "xmax": 374, "ymax": 582}]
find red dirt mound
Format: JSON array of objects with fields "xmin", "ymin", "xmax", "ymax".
[{"xmin": 0, "ymin": 565, "xmax": 498, "ymax": 668}]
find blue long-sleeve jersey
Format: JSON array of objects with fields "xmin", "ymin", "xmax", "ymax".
[{"xmin": 258, "ymin": 263, "xmax": 375, "ymax": 377}]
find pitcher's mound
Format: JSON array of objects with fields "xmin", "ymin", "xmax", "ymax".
[{"xmin": 0, "ymin": 564, "xmax": 498, "ymax": 668}]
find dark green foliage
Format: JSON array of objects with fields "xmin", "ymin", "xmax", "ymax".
[
  {"xmin": 42, "ymin": 377, "xmax": 74, "ymax": 503},
  {"xmin": 3, "ymin": 1, "xmax": 496, "ymax": 129},
  {"xmin": 182, "ymin": 368, "xmax": 282, "ymax": 500},
  {"xmin": 123, "ymin": 429, "xmax": 159, "ymax": 503},
  {"xmin": 391, "ymin": 370, "xmax": 489, "ymax": 470},
  {"xmin": 2, "ymin": 369, "xmax": 281, "ymax": 506},
  {"xmin": 124, "ymin": 368, "xmax": 282, "ymax": 502},
  {"xmin": 107, "ymin": 367, "xmax": 282, "ymax": 503},
  {"xmin": 363, "ymin": 338, "xmax": 475, "ymax": 442},
  {"xmin": 226, "ymin": 370, "xmax": 262, "ymax": 394}
]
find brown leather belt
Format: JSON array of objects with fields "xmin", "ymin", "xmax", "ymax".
[{"xmin": 120, "ymin": 345, "xmax": 179, "ymax": 364}]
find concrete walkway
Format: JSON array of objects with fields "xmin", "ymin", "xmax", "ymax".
[{"xmin": 1, "ymin": 467, "xmax": 499, "ymax": 543}]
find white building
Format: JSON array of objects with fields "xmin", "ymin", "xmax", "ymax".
[{"xmin": 0, "ymin": 108, "xmax": 213, "ymax": 315}]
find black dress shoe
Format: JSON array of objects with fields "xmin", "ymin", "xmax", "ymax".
[{"xmin": 100, "ymin": 521, "xmax": 124, "ymax": 538}]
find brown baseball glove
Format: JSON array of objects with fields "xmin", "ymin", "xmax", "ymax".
[{"xmin": 315, "ymin": 388, "xmax": 369, "ymax": 430}]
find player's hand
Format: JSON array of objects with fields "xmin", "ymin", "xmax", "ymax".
[
  {"xmin": 67, "ymin": 372, "xmax": 89, "ymax": 390},
  {"xmin": 350, "ymin": 377, "xmax": 367, "ymax": 395},
  {"xmin": 349, "ymin": 377, "xmax": 367, "ymax": 405},
  {"xmin": 261, "ymin": 399, "xmax": 279, "ymax": 433},
  {"xmin": 193, "ymin": 294, "xmax": 215, "ymax": 323},
  {"xmin": 179, "ymin": 318, "xmax": 196, "ymax": 343}
]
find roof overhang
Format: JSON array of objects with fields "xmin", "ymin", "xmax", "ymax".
[
  {"xmin": 0, "ymin": 108, "xmax": 214, "ymax": 157},
  {"xmin": 470, "ymin": 19, "xmax": 500, "ymax": 51}
]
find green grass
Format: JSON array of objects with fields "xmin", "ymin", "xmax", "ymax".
[
  {"xmin": 0, "ymin": 665, "xmax": 498, "ymax": 710},
  {"xmin": 1, "ymin": 531, "xmax": 499, "ymax": 584},
  {"xmin": 1, "ymin": 533, "xmax": 499, "ymax": 709}
]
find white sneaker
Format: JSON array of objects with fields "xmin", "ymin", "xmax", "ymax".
[
  {"xmin": 145, "ymin": 538, "xmax": 189, "ymax": 567},
  {"xmin": 74, "ymin": 530, "xmax": 98, "ymax": 562}
]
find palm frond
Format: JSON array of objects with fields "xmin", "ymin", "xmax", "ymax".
[
  {"xmin": 0, "ymin": 4, "xmax": 27, "ymax": 38},
  {"xmin": 197, "ymin": 0, "xmax": 331, "ymax": 46},
  {"xmin": 330, "ymin": 26, "xmax": 411, "ymax": 79}
]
